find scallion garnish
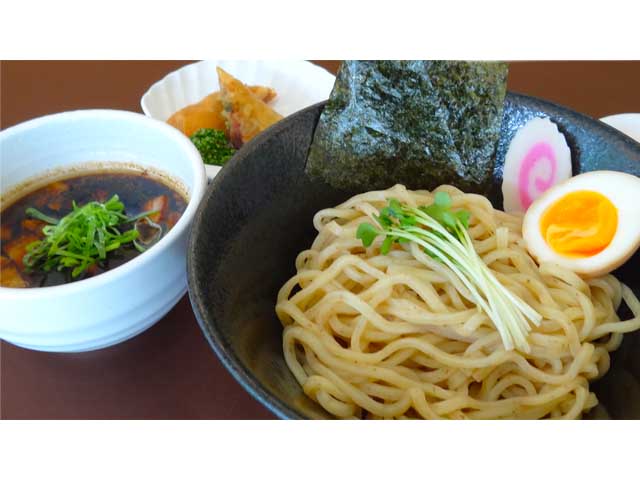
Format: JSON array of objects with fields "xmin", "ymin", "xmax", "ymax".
[
  {"xmin": 356, "ymin": 192, "xmax": 542, "ymax": 352},
  {"xmin": 23, "ymin": 194, "xmax": 159, "ymax": 278}
]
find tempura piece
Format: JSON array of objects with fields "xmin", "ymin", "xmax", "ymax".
[
  {"xmin": 167, "ymin": 86, "xmax": 277, "ymax": 138},
  {"xmin": 217, "ymin": 67, "xmax": 283, "ymax": 148}
]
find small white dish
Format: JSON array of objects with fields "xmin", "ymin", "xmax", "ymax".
[
  {"xmin": 0, "ymin": 110, "xmax": 207, "ymax": 352},
  {"xmin": 600, "ymin": 113, "xmax": 640, "ymax": 143},
  {"xmin": 141, "ymin": 60, "xmax": 336, "ymax": 180}
]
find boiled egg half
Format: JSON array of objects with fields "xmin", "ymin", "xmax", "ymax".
[{"xmin": 522, "ymin": 170, "xmax": 640, "ymax": 277}]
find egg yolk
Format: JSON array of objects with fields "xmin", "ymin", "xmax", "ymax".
[{"xmin": 539, "ymin": 190, "xmax": 618, "ymax": 257}]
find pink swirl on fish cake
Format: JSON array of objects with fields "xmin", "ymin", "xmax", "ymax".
[{"xmin": 518, "ymin": 142, "xmax": 557, "ymax": 210}]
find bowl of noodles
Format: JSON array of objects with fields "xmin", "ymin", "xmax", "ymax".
[{"xmin": 187, "ymin": 62, "xmax": 640, "ymax": 419}]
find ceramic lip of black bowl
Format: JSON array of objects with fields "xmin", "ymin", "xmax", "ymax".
[{"xmin": 187, "ymin": 95, "xmax": 640, "ymax": 420}]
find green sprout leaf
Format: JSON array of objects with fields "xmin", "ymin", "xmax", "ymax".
[
  {"xmin": 434, "ymin": 191, "xmax": 452, "ymax": 209},
  {"xmin": 440, "ymin": 210, "xmax": 458, "ymax": 230},
  {"xmin": 380, "ymin": 235, "xmax": 395, "ymax": 254},
  {"xmin": 356, "ymin": 222, "xmax": 380, "ymax": 247},
  {"xmin": 456, "ymin": 210, "xmax": 471, "ymax": 229}
]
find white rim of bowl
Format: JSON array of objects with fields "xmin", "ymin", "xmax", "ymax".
[
  {"xmin": 140, "ymin": 59, "xmax": 336, "ymax": 117},
  {"xmin": 0, "ymin": 109, "xmax": 207, "ymax": 299},
  {"xmin": 600, "ymin": 113, "xmax": 640, "ymax": 142}
]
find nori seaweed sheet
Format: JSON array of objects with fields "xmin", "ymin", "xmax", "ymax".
[{"xmin": 305, "ymin": 60, "xmax": 508, "ymax": 193}]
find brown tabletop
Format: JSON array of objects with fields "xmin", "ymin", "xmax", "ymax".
[{"xmin": 1, "ymin": 60, "xmax": 639, "ymax": 419}]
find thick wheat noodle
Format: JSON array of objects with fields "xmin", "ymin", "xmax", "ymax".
[{"xmin": 276, "ymin": 185, "xmax": 640, "ymax": 419}]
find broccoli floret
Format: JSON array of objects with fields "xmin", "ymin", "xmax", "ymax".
[{"xmin": 190, "ymin": 128, "xmax": 236, "ymax": 166}]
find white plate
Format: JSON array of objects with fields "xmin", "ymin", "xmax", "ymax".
[
  {"xmin": 600, "ymin": 113, "xmax": 640, "ymax": 143},
  {"xmin": 141, "ymin": 60, "xmax": 336, "ymax": 180}
]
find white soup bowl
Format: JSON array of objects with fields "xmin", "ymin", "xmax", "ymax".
[{"xmin": 0, "ymin": 109, "xmax": 206, "ymax": 352}]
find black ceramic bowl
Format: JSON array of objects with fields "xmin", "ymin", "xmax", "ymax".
[{"xmin": 187, "ymin": 94, "xmax": 640, "ymax": 419}]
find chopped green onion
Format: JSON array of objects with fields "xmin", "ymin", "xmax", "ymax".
[{"xmin": 23, "ymin": 195, "xmax": 158, "ymax": 278}]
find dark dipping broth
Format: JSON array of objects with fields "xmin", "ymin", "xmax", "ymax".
[{"xmin": 1, "ymin": 171, "xmax": 187, "ymax": 288}]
